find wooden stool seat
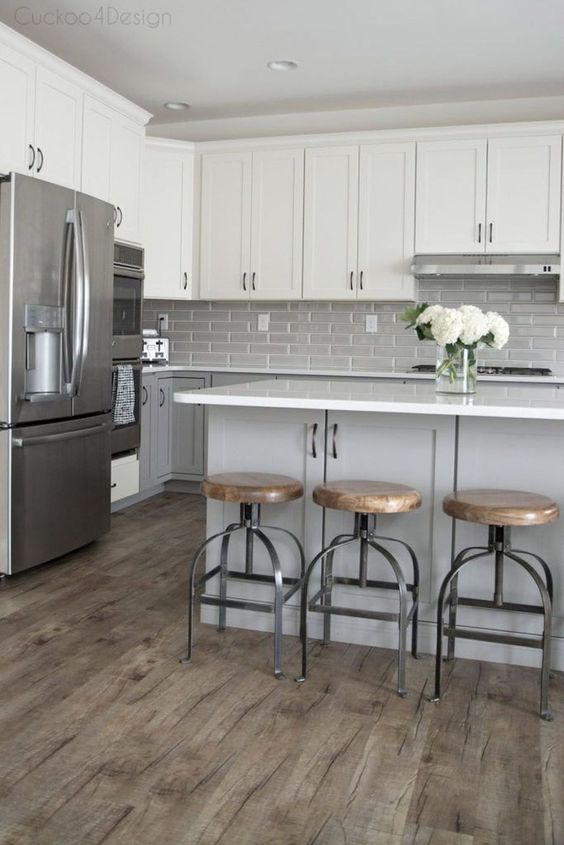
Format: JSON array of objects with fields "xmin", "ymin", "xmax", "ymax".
[
  {"xmin": 443, "ymin": 489, "xmax": 559, "ymax": 527},
  {"xmin": 202, "ymin": 472, "xmax": 303, "ymax": 505},
  {"xmin": 313, "ymin": 480, "xmax": 422, "ymax": 515}
]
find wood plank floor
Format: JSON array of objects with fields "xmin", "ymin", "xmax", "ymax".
[{"xmin": 0, "ymin": 491, "xmax": 562, "ymax": 845}]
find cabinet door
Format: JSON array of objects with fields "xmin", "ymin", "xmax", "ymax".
[
  {"xmin": 415, "ymin": 139, "xmax": 487, "ymax": 254},
  {"xmin": 81, "ymin": 96, "xmax": 113, "ymax": 202},
  {"xmin": 139, "ymin": 375, "xmax": 155, "ymax": 491},
  {"xmin": 144, "ymin": 145, "xmax": 194, "ymax": 299},
  {"xmin": 303, "ymin": 146, "xmax": 359, "ymax": 299},
  {"xmin": 155, "ymin": 377, "xmax": 173, "ymax": 479},
  {"xmin": 0, "ymin": 43, "xmax": 35, "ymax": 176},
  {"xmin": 200, "ymin": 152, "xmax": 252, "ymax": 300},
  {"xmin": 171, "ymin": 376, "xmax": 206, "ymax": 477},
  {"xmin": 324, "ymin": 412, "xmax": 455, "ymax": 633},
  {"xmin": 250, "ymin": 149, "xmax": 304, "ymax": 300},
  {"xmin": 358, "ymin": 142, "xmax": 416, "ymax": 301},
  {"xmin": 111, "ymin": 114, "xmax": 144, "ymax": 244},
  {"xmin": 34, "ymin": 67, "xmax": 82, "ymax": 190},
  {"xmin": 486, "ymin": 135, "xmax": 562, "ymax": 253}
]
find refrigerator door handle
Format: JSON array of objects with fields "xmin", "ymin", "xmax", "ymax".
[
  {"xmin": 77, "ymin": 209, "xmax": 90, "ymax": 393},
  {"xmin": 65, "ymin": 208, "xmax": 85, "ymax": 397},
  {"xmin": 62, "ymin": 211, "xmax": 74, "ymax": 389},
  {"xmin": 13, "ymin": 421, "xmax": 111, "ymax": 448}
]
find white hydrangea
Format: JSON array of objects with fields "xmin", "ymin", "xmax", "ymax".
[
  {"xmin": 431, "ymin": 307, "xmax": 464, "ymax": 346},
  {"xmin": 415, "ymin": 304, "xmax": 444, "ymax": 326},
  {"xmin": 459, "ymin": 305, "xmax": 489, "ymax": 345},
  {"xmin": 486, "ymin": 311, "xmax": 510, "ymax": 349}
]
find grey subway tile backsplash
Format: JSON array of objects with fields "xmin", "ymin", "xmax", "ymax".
[{"xmin": 143, "ymin": 278, "xmax": 564, "ymax": 374}]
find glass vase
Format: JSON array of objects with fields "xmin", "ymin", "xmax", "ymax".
[{"xmin": 436, "ymin": 346, "xmax": 477, "ymax": 395}]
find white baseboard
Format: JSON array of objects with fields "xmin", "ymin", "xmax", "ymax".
[{"xmin": 200, "ymin": 604, "xmax": 564, "ymax": 672}]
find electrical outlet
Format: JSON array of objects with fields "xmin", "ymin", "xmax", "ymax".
[
  {"xmin": 257, "ymin": 313, "xmax": 270, "ymax": 332},
  {"xmin": 366, "ymin": 314, "xmax": 378, "ymax": 333},
  {"xmin": 158, "ymin": 313, "xmax": 169, "ymax": 332}
]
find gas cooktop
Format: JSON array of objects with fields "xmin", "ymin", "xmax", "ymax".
[{"xmin": 411, "ymin": 365, "xmax": 553, "ymax": 377}]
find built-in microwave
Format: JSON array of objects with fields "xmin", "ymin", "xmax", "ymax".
[{"xmin": 112, "ymin": 242, "xmax": 144, "ymax": 361}]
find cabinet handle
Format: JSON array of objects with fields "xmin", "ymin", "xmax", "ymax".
[
  {"xmin": 332, "ymin": 423, "xmax": 338, "ymax": 459},
  {"xmin": 311, "ymin": 422, "xmax": 318, "ymax": 458},
  {"xmin": 252, "ymin": 271, "xmax": 256, "ymax": 291},
  {"xmin": 159, "ymin": 387, "xmax": 165, "ymax": 407},
  {"xmin": 28, "ymin": 144, "xmax": 35, "ymax": 170},
  {"xmin": 242, "ymin": 271, "xmax": 247, "ymax": 291},
  {"xmin": 478, "ymin": 222, "xmax": 482, "ymax": 243},
  {"xmin": 111, "ymin": 482, "xmax": 117, "ymax": 489},
  {"xmin": 359, "ymin": 270, "xmax": 364, "ymax": 291},
  {"xmin": 116, "ymin": 206, "xmax": 123, "ymax": 227},
  {"xmin": 183, "ymin": 272, "xmax": 188, "ymax": 290},
  {"xmin": 142, "ymin": 385, "xmax": 148, "ymax": 405},
  {"xmin": 489, "ymin": 222, "xmax": 493, "ymax": 243},
  {"xmin": 349, "ymin": 271, "xmax": 354, "ymax": 291},
  {"xmin": 113, "ymin": 206, "xmax": 118, "ymax": 224},
  {"xmin": 36, "ymin": 147, "xmax": 44, "ymax": 173}
]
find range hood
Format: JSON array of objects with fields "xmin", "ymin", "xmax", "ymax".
[{"xmin": 411, "ymin": 254, "xmax": 560, "ymax": 278}]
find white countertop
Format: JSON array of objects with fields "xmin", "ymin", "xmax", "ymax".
[
  {"xmin": 173, "ymin": 377, "xmax": 564, "ymax": 420},
  {"xmin": 144, "ymin": 364, "xmax": 564, "ymax": 385}
]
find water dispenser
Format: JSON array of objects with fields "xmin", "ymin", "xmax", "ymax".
[{"xmin": 24, "ymin": 304, "xmax": 64, "ymax": 399}]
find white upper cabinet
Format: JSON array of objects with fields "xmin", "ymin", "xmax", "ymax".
[
  {"xmin": 250, "ymin": 149, "xmax": 304, "ymax": 300},
  {"xmin": 34, "ymin": 67, "xmax": 82, "ymax": 190},
  {"xmin": 200, "ymin": 149, "xmax": 304, "ymax": 301},
  {"xmin": 0, "ymin": 42, "xmax": 35, "ymax": 176},
  {"xmin": 200, "ymin": 152, "xmax": 252, "ymax": 300},
  {"xmin": 415, "ymin": 139, "xmax": 487, "ymax": 254},
  {"xmin": 303, "ymin": 146, "xmax": 359, "ymax": 299},
  {"xmin": 358, "ymin": 142, "xmax": 416, "ymax": 301},
  {"xmin": 143, "ymin": 140, "xmax": 194, "ymax": 300},
  {"xmin": 486, "ymin": 135, "xmax": 562, "ymax": 253},
  {"xmin": 81, "ymin": 96, "xmax": 145, "ymax": 244},
  {"xmin": 110, "ymin": 114, "xmax": 144, "ymax": 244}
]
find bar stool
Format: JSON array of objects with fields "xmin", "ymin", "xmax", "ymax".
[
  {"xmin": 299, "ymin": 480, "xmax": 422, "ymax": 697},
  {"xmin": 432, "ymin": 488, "xmax": 559, "ymax": 720},
  {"xmin": 181, "ymin": 472, "xmax": 305, "ymax": 678}
]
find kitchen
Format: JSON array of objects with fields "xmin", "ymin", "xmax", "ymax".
[{"xmin": 1, "ymin": 2, "xmax": 564, "ymax": 843}]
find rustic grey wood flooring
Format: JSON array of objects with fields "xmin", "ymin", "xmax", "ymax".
[{"xmin": 0, "ymin": 492, "xmax": 562, "ymax": 845}]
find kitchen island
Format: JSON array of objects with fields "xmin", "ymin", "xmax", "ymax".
[{"xmin": 175, "ymin": 378, "xmax": 564, "ymax": 671}]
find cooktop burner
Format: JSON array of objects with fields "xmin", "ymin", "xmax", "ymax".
[{"xmin": 411, "ymin": 365, "xmax": 553, "ymax": 377}]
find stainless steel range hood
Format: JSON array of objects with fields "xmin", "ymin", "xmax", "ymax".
[{"xmin": 411, "ymin": 254, "xmax": 560, "ymax": 278}]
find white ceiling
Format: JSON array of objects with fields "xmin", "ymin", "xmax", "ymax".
[{"xmin": 2, "ymin": 0, "xmax": 564, "ymax": 138}]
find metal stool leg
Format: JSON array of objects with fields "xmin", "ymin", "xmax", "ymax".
[
  {"xmin": 218, "ymin": 524, "xmax": 238, "ymax": 632},
  {"xmin": 180, "ymin": 525, "xmax": 241, "ymax": 665},
  {"xmin": 260, "ymin": 524, "xmax": 307, "ymax": 643},
  {"xmin": 322, "ymin": 534, "xmax": 354, "ymax": 645},
  {"xmin": 297, "ymin": 536, "xmax": 359, "ymax": 682},
  {"xmin": 368, "ymin": 540, "xmax": 410, "ymax": 697},
  {"xmin": 430, "ymin": 547, "xmax": 492, "ymax": 701},
  {"xmin": 253, "ymin": 528, "xmax": 285, "ymax": 678},
  {"xmin": 504, "ymin": 550, "xmax": 554, "ymax": 721},
  {"xmin": 372, "ymin": 534, "xmax": 420, "ymax": 658}
]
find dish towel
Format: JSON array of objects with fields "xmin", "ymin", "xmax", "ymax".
[{"xmin": 112, "ymin": 364, "xmax": 135, "ymax": 426}]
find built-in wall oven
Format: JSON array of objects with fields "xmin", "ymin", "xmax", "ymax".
[{"xmin": 112, "ymin": 242, "xmax": 143, "ymax": 456}]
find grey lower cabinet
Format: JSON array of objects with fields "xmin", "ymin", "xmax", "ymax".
[{"xmin": 140, "ymin": 371, "xmax": 208, "ymax": 492}]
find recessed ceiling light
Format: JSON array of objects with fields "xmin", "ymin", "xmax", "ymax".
[
  {"xmin": 164, "ymin": 101, "xmax": 190, "ymax": 110},
  {"xmin": 267, "ymin": 60, "xmax": 299, "ymax": 72}
]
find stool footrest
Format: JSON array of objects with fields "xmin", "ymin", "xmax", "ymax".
[
  {"xmin": 310, "ymin": 603, "xmax": 400, "ymax": 622},
  {"xmin": 443, "ymin": 624, "xmax": 543, "ymax": 650},
  {"xmin": 201, "ymin": 595, "xmax": 274, "ymax": 614},
  {"xmin": 226, "ymin": 570, "xmax": 300, "ymax": 586},
  {"xmin": 456, "ymin": 597, "xmax": 544, "ymax": 615},
  {"xmin": 331, "ymin": 575, "xmax": 415, "ymax": 593}
]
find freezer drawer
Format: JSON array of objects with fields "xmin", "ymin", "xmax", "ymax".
[{"xmin": 9, "ymin": 414, "xmax": 111, "ymax": 574}]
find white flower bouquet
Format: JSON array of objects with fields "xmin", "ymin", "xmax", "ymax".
[{"xmin": 401, "ymin": 303, "xmax": 510, "ymax": 392}]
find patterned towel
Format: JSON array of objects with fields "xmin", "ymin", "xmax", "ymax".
[{"xmin": 112, "ymin": 364, "xmax": 135, "ymax": 426}]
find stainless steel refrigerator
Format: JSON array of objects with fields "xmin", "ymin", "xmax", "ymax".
[{"xmin": 0, "ymin": 173, "xmax": 114, "ymax": 575}]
